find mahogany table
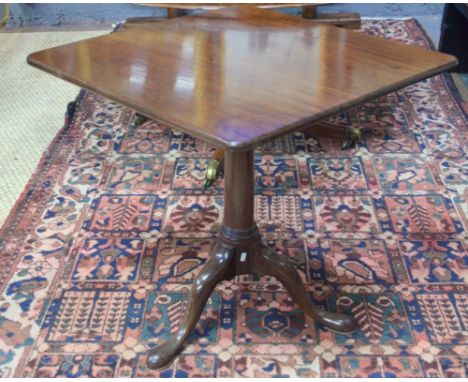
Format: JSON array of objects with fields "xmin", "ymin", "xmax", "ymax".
[
  {"xmin": 143, "ymin": 3, "xmax": 361, "ymax": 28},
  {"xmin": 27, "ymin": 6, "xmax": 457, "ymax": 370}
]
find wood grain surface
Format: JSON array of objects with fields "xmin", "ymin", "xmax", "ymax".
[{"xmin": 28, "ymin": 6, "xmax": 457, "ymax": 150}]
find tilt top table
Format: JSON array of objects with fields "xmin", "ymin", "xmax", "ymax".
[{"xmin": 28, "ymin": 6, "xmax": 457, "ymax": 370}]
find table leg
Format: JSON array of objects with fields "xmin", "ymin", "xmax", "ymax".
[
  {"xmin": 147, "ymin": 240, "xmax": 235, "ymax": 369},
  {"xmin": 146, "ymin": 149, "xmax": 358, "ymax": 370},
  {"xmin": 302, "ymin": 5, "xmax": 317, "ymax": 19},
  {"xmin": 250, "ymin": 243, "xmax": 358, "ymax": 333},
  {"xmin": 204, "ymin": 147, "xmax": 224, "ymax": 189},
  {"xmin": 167, "ymin": 7, "xmax": 183, "ymax": 19}
]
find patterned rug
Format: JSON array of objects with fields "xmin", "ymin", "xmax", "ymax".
[{"xmin": 0, "ymin": 19, "xmax": 467, "ymax": 378}]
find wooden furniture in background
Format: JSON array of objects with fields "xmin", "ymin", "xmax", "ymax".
[
  {"xmin": 0, "ymin": 4, "xmax": 9, "ymax": 29},
  {"xmin": 439, "ymin": 3, "xmax": 468, "ymax": 73},
  {"xmin": 156, "ymin": 3, "xmax": 361, "ymax": 28},
  {"xmin": 28, "ymin": 6, "xmax": 457, "ymax": 370}
]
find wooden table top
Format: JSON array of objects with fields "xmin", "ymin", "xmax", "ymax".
[{"xmin": 28, "ymin": 6, "xmax": 457, "ymax": 150}]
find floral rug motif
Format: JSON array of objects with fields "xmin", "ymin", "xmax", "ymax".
[{"xmin": 1, "ymin": 20, "xmax": 467, "ymax": 378}]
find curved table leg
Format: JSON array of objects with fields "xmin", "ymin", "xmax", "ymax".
[
  {"xmin": 250, "ymin": 243, "xmax": 358, "ymax": 334},
  {"xmin": 147, "ymin": 241, "xmax": 235, "ymax": 370}
]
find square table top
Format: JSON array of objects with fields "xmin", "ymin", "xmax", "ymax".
[{"xmin": 28, "ymin": 6, "xmax": 457, "ymax": 150}]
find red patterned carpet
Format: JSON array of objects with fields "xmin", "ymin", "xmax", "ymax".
[{"xmin": 0, "ymin": 20, "xmax": 467, "ymax": 377}]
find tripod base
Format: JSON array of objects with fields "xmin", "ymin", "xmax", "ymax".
[{"xmin": 146, "ymin": 228, "xmax": 358, "ymax": 370}]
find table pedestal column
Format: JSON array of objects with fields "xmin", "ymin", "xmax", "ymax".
[{"xmin": 147, "ymin": 149, "xmax": 358, "ymax": 370}]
